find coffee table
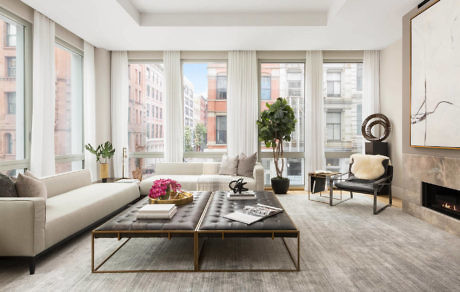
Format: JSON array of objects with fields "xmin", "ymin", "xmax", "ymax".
[
  {"xmin": 91, "ymin": 191, "xmax": 212, "ymax": 273},
  {"xmin": 91, "ymin": 191, "xmax": 299, "ymax": 273},
  {"xmin": 196, "ymin": 191, "xmax": 300, "ymax": 272}
]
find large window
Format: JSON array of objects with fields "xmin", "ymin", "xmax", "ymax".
[
  {"xmin": 128, "ymin": 62, "xmax": 165, "ymax": 178},
  {"xmin": 259, "ymin": 63, "xmax": 305, "ymax": 186},
  {"xmin": 182, "ymin": 62, "xmax": 227, "ymax": 159},
  {"xmin": 323, "ymin": 63, "xmax": 363, "ymax": 173},
  {"xmin": 54, "ymin": 43, "xmax": 83, "ymax": 173},
  {"xmin": 0, "ymin": 12, "xmax": 27, "ymax": 172}
]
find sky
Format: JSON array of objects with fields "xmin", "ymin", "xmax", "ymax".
[{"xmin": 183, "ymin": 63, "xmax": 208, "ymax": 97}]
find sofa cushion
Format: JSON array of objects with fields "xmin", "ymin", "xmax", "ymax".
[
  {"xmin": 197, "ymin": 175, "xmax": 256, "ymax": 191},
  {"xmin": 140, "ymin": 175, "xmax": 198, "ymax": 194},
  {"xmin": 15, "ymin": 173, "xmax": 47, "ymax": 199},
  {"xmin": 45, "ymin": 183, "xmax": 139, "ymax": 248},
  {"xmin": 202, "ymin": 162, "xmax": 220, "ymax": 175},
  {"xmin": 219, "ymin": 155, "xmax": 239, "ymax": 176},
  {"xmin": 237, "ymin": 152, "xmax": 257, "ymax": 178},
  {"xmin": 0, "ymin": 173, "xmax": 17, "ymax": 197},
  {"xmin": 41, "ymin": 169, "xmax": 92, "ymax": 198},
  {"xmin": 156, "ymin": 163, "xmax": 203, "ymax": 175}
]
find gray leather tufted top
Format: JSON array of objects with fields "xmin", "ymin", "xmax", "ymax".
[
  {"xmin": 198, "ymin": 191, "xmax": 297, "ymax": 237},
  {"xmin": 94, "ymin": 191, "xmax": 211, "ymax": 238}
]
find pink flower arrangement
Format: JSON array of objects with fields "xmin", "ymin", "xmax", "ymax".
[{"xmin": 149, "ymin": 179, "xmax": 182, "ymax": 200}]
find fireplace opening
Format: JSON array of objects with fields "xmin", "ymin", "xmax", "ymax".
[{"xmin": 422, "ymin": 182, "xmax": 460, "ymax": 220}]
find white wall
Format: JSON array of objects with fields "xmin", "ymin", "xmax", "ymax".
[
  {"xmin": 380, "ymin": 39, "xmax": 404, "ymax": 198},
  {"xmin": 94, "ymin": 48, "xmax": 113, "ymax": 177}
]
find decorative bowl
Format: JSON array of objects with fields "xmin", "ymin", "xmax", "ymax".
[{"xmin": 149, "ymin": 191, "xmax": 193, "ymax": 206}]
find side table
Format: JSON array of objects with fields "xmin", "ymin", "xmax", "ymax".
[{"xmin": 307, "ymin": 172, "xmax": 343, "ymax": 204}]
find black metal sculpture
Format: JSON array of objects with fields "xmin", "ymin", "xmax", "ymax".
[
  {"xmin": 228, "ymin": 178, "xmax": 248, "ymax": 194},
  {"xmin": 361, "ymin": 113, "xmax": 391, "ymax": 142}
]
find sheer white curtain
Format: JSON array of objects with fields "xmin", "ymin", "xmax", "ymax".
[
  {"xmin": 83, "ymin": 41, "xmax": 97, "ymax": 181},
  {"xmin": 227, "ymin": 51, "xmax": 258, "ymax": 157},
  {"xmin": 363, "ymin": 50, "xmax": 380, "ymax": 118},
  {"xmin": 30, "ymin": 11, "xmax": 55, "ymax": 177},
  {"xmin": 111, "ymin": 51, "xmax": 129, "ymax": 178},
  {"xmin": 305, "ymin": 51, "xmax": 326, "ymax": 190},
  {"xmin": 164, "ymin": 51, "xmax": 184, "ymax": 162}
]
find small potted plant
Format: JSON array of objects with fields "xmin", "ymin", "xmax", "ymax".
[
  {"xmin": 257, "ymin": 98, "xmax": 296, "ymax": 194},
  {"xmin": 85, "ymin": 141, "xmax": 115, "ymax": 182}
]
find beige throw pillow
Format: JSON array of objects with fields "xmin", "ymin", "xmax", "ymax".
[
  {"xmin": 237, "ymin": 152, "xmax": 257, "ymax": 178},
  {"xmin": 15, "ymin": 173, "xmax": 47, "ymax": 199},
  {"xmin": 219, "ymin": 155, "xmax": 239, "ymax": 176}
]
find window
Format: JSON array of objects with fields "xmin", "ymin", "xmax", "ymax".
[
  {"xmin": 327, "ymin": 71, "xmax": 341, "ymax": 97},
  {"xmin": 54, "ymin": 43, "xmax": 83, "ymax": 174},
  {"xmin": 357, "ymin": 104, "xmax": 362, "ymax": 134},
  {"xmin": 216, "ymin": 75, "xmax": 227, "ymax": 99},
  {"xmin": 216, "ymin": 116, "xmax": 227, "ymax": 144},
  {"xmin": 6, "ymin": 56, "xmax": 15, "ymax": 77},
  {"xmin": 356, "ymin": 63, "xmax": 363, "ymax": 91},
  {"xmin": 323, "ymin": 63, "xmax": 363, "ymax": 173},
  {"xmin": 261, "ymin": 75, "xmax": 271, "ymax": 100},
  {"xmin": 128, "ymin": 62, "xmax": 165, "ymax": 178},
  {"xmin": 326, "ymin": 112, "xmax": 341, "ymax": 141},
  {"xmin": 182, "ymin": 62, "xmax": 227, "ymax": 154},
  {"xmin": 0, "ymin": 13, "xmax": 27, "ymax": 168},
  {"xmin": 6, "ymin": 92, "xmax": 15, "ymax": 114},
  {"xmin": 259, "ymin": 63, "xmax": 305, "ymax": 186},
  {"xmin": 5, "ymin": 23, "xmax": 16, "ymax": 47}
]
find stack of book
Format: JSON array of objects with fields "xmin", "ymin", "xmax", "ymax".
[
  {"xmin": 226, "ymin": 191, "xmax": 257, "ymax": 200},
  {"xmin": 137, "ymin": 204, "xmax": 177, "ymax": 220}
]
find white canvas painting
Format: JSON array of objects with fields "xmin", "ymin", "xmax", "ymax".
[{"xmin": 411, "ymin": 0, "xmax": 460, "ymax": 148}]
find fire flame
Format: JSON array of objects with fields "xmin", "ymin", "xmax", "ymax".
[{"xmin": 442, "ymin": 202, "xmax": 458, "ymax": 212}]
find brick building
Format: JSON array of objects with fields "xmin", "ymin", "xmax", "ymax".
[
  {"xmin": 0, "ymin": 19, "xmax": 19, "ymax": 165},
  {"xmin": 206, "ymin": 63, "xmax": 227, "ymax": 150}
]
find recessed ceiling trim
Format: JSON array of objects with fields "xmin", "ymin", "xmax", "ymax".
[
  {"xmin": 139, "ymin": 12, "xmax": 328, "ymax": 27},
  {"xmin": 117, "ymin": 0, "xmax": 140, "ymax": 24}
]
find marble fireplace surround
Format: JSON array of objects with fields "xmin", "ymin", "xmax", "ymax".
[{"xmin": 402, "ymin": 153, "xmax": 460, "ymax": 236}]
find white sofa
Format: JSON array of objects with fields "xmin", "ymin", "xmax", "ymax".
[
  {"xmin": 0, "ymin": 169, "xmax": 140, "ymax": 274},
  {"xmin": 139, "ymin": 162, "xmax": 264, "ymax": 195}
]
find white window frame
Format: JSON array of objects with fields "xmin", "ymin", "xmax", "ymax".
[
  {"xmin": 127, "ymin": 60, "xmax": 165, "ymax": 161},
  {"xmin": 54, "ymin": 38, "xmax": 84, "ymax": 170},
  {"xmin": 181, "ymin": 59, "xmax": 228, "ymax": 160},
  {"xmin": 258, "ymin": 60, "xmax": 306, "ymax": 187},
  {"xmin": 0, "ymin": 8, "xmax": 32, "ymax": 174}
]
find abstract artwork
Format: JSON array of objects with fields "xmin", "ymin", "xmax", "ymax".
[{"xmin": 411, "ymin": 0, "xmax": 460, "ymax": 148}]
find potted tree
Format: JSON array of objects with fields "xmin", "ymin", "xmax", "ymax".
[
  {"xmin": 257, "ymin": 98, "xmax": 296, "ymax": 194},
  {"xmin": 85, "ymin": 141, "xmax": 115, "ymax": 182}
]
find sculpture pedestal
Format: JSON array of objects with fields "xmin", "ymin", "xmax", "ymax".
[{"xmin": 365, "ymin": 141, "xmax": 389, "ymax": 156}]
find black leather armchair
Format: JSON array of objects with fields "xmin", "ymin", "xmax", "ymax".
[{"xmin": 328, "ymin": 158, "xmax": 393, "ymax": 214}]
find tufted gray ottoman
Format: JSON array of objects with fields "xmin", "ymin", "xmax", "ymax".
[{"xmin": 91, "ymin": 191, "xmax": 299, "ymax": 273}]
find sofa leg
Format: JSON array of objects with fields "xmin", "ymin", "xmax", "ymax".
[
  {"xmin": 29, "ymin": 257, "xmax": 35, "ymax": 275},
  {"xmin": 350, "ymin": 191, "xmax": 353, "ymax": 199}
]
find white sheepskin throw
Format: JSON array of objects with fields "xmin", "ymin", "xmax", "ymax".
[{"xmin": 350, "ymin": 154, "xmax": 390, "ymax": 180}]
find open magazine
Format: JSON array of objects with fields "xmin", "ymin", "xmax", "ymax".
[{"xmin": 224, "ymin": 203, "xmax": 283, "ymax": 225}]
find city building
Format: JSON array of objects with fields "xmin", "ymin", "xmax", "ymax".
[
  {"xmin": 323, "ymin": 63, "xmax": 363, "ymax": 173},
  {"xmin": 206, "ymin": 63, "xmax": 227, "ymax": 150}
]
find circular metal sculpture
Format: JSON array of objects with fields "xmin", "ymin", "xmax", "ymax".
[{"xmin": 361, "ymin": 113, "xmax": 391, "ymax": 142}]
